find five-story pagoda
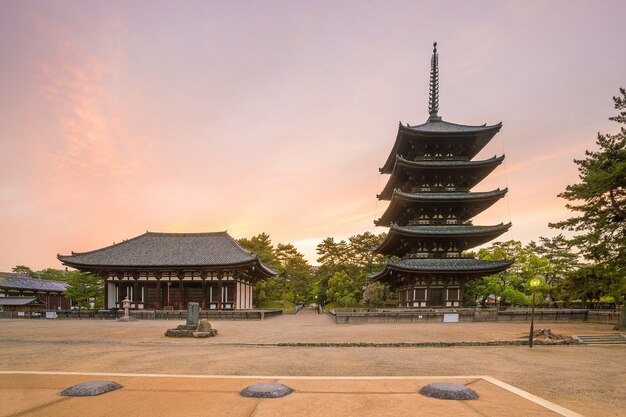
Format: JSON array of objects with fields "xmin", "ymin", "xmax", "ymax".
[{"xmin": 371, "ymin": 43, "xmax": 513, "ymax": 308}]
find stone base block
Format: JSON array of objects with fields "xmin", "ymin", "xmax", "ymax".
[
  {"xmin": 192, "ymin": 329, "xmax": 218, "ymax": 338},
  {"xmin": 176, "ymin": 324, "xmax": 197, "ymax": 331},
  {"xmin": 164, "ymin": 329, "xmax": 194, "ymax": 337}
]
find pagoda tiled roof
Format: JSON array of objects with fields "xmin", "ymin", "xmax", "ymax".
[
  {"xmin": 389, "ymin": 223, "xmax": 511, "ymax": 236},
  {"xmin": 393, "ymin": 188, "xmax": 507, "ymax": 201},
  {"xmin": 0, "ymin": 273, "xmax": 67, "ymax": 292},
  {"xmin": 377, "ymin": 155, "xmax": 505, "ymax": 199},
  {"xmin": 394, "ymin": 154, "xmax": 504, "ymax": 168},
  {"xmin": 374, "ymin": 223, "xmax": 512, "ymax": 255},
  {"xmin": 375, "ymin": 189, "xmax": 508, "ymax": 227},
  {"xmin": 380, "ymin": 120, "xmax": 502, "ymax": 174},
  {"xmin": 57, "ymin": 232, "xmax": 277, "ymax": 276},
  {"xmin": 401, "ymin": 119, "xmax": 502, "ymax": 134},
  {"xmin": 370, "ymin": 258, "xmax": 514, "ymax": 281}
]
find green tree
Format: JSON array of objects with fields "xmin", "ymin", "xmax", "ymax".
[
  {"xmin": 237, "ymin": 233, "xmax": 278, "ymax": 269},
  {"xmin": 346, "ymin": 232, "xmax": 387, "ymax": 273},
  {"xmin": 549, "ymin": 88, "xmax": 626, "ymax": 328},
  {"xmin": 275, "ymin": 243, "xmax": 314, "ymax": 303},
  {"xmin": 362, "ymin": 281, "xmax": 391, "ymax": 307},
  {"xmin": 64, "ymin": 271, "xmax": 103, "ymax": 310},
  {"xmin": 549, "ymin": 88, "xmax": 625, "ymax": 266},
  {"xmin": 469, "ymin": 241, "xmax": 552, "ymax": 307},
  {"xmin": 325, "ymin": 271, "xmax": 361, "ymax": 307},
  {"xmin": 239, "ymin": 233, "xmax": 317, "ymax": 306},
  {"xmin": 12, "ymin": 265, "xmax": 37, "ymax": 278},
  {"xmin": 38, "ymin": 268, "xmax": 69, "ymax": 281},
  {"xmin": 316, "ymin": 237, "xmax": 349, "ymax": 269}
]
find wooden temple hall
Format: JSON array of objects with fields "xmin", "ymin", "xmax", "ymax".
[
  {"xmin": 370, "ymin": 43, "xmax": 513, "ymax": 308},
  {"xmin": 58, "ymin": 232, "xmax": 276, "ymax": 310}
]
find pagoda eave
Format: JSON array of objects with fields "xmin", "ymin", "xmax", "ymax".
[
  {"xmin": 377, "ymin": 154, "xmax": 505, "ymax": 200},
  {"xmin": 375, "ymin": 189, "xmax": 508, "ymax": 227},
  {"xmin": 379, "ymin": 121, "xmax": 502, "ymax": 174},
  {"xmin": 370, "ymin": 258, "xmax": 514, "ymax": 283},
  {"xmin": 373, "ymin": 222, "xmax": 512, "ymax": 255}
]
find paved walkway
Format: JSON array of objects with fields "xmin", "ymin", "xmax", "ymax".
[{"xmin": 0, "ymin": 372, "xmax": 583, "ymax": 417}]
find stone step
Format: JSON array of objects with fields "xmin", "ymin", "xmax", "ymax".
[{"xmin": 574, "ymin": 334, "xmax": 626, "ymax": 344}]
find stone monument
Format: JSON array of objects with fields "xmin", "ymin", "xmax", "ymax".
[{"xmin": 164, "ymin": 302, "xmax": 217, "ymax": 338}]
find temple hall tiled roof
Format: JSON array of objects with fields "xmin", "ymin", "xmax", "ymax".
[
  {"xmin": 0, "ymin": 273, "xmax": 67, "ymax": 292},
  {"xmin": 57, "ymin": 232, "xmax": 276, "ymax": 275}
]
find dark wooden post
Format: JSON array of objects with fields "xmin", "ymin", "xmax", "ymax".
[
  {"xmin": 232, "ymin": 272, "xmax": 238, "ymax": 310},
  {"xmin": 132, "ymin": 272, "xmax": 140, "ymax": 309},
  {"xmin": 102, "ymin": 274, "xmax": 109, "ymax": 309},
  {"xmin": 201, "ymin": 272, "xmax": 207, "ymax": 310},
  {"xmin": 217, "ymin": 272, "xmax": 223, "ymax": 310},
  {"xmin": 155, "ymin": 272, "xmax": 162, "ymax": 310},
  {"xmin": 177, "ymin": 272, "xmax": 185, "ymax": 310}
]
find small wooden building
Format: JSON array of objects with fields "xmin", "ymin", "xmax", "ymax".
[
  {"xmin": 58, "ymin": 231, "xmax": 277, "ymax": 310},
  {"xmin": 0, "ymin": 297, "xmax": 45, "ymax": 313},
  {"xmin": 0, "ymin": 273, "xmax": 71, "ymax": 309}
]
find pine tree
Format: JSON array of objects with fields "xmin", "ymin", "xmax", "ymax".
[{"xmin": 549, "ymin": 88, "xmax": 626, "ymax": 329}]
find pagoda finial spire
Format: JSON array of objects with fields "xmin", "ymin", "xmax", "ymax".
[{"xmin": 428, "ymin": 42, "xmax": 441, "ymax": 122}]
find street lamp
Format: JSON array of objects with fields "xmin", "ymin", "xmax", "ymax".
[{"xmin": 528, "ymin": 278, "xmax": 541, "ymax": 348}]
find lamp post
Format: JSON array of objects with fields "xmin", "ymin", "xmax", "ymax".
[{"xmin": 529, "ymin": 278, "xmax": 541, "ymax": 348}]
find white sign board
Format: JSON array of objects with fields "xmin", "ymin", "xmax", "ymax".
[
  {"xmin": 443, "ymin": 313, "xmax": 459, "ymax": 323},
  {"xmin": 45, "ymin": 311, "xmax": 58, "ymax": 319}
]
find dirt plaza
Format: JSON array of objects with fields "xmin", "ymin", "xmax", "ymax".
[{"xmin": 1, "ymin": 308, "xmax": 625, "ymax": 417}]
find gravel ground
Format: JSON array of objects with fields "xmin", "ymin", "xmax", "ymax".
[{"xmin": 1, "ymin": 308, "xmax": 624, "ymax": 417}]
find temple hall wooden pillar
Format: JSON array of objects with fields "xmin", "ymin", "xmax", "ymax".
[
  {"xmin": 132, "ymin": 272, "xmax": 140, "ymax": 309},
  {"xmin": 217, "ymin": 272, "xmax": 223, "ymax": 310},
  {"xmin": 233, "ymin": 272, "xmax": 239, "ymax": 310},
  {"xmin": 155, "ymin": 272, "xmax": 162, "ymax": 310},
  {"xmin": 201, "ymin": 272, "xmax": 207, "ymax": 310},
  {"xmin": 102, "ymin": 274, "xmax": 109, "ymax": 309},
  {"xmin": 178, "ymin": 272, "xmax": 185, "ymax": 310}
]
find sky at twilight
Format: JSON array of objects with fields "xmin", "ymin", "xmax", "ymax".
[{"xmin": 1, "ymin": 0, "xmax": 625, "ymax": 271}]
